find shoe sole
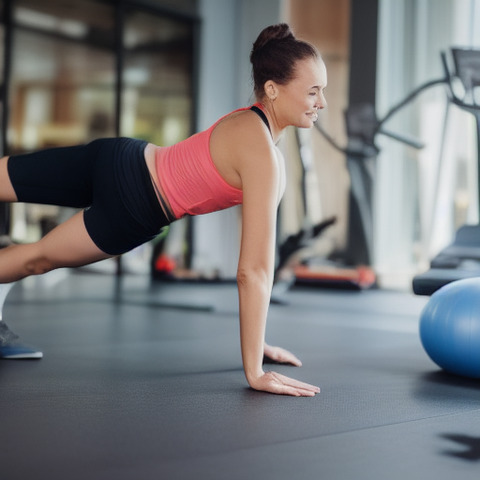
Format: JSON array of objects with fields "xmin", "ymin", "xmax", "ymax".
[{"xmin": 0, "ymin": 351, "xmax": 43, "ymax": 359}]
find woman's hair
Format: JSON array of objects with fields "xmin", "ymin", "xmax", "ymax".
[{"xmin": 250, "ymin": 23, "xmax": 319, "ymax": 99}]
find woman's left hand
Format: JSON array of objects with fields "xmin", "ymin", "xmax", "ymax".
[{"xmin": 263, "ymin": 343, "xmax": 302, "ymax": 366}]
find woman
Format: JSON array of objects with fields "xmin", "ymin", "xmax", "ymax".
[{"xmin": 0, "ymin": 23, "xmax": 326, "ymax": 396}]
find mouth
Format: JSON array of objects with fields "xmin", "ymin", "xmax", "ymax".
[{"xmin": 307, "ymin": 111, "xmax": 319, "ymax": 122}]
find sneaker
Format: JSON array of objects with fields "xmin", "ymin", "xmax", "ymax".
[{"xmin": 0, "ymin": 322, "xmax": 43, "ymax": 359}]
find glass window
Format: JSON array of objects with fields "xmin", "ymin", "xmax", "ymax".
[
  {"xmin": 8, "ymin": 0, "xmax": 116, "ymax": 242},
  {"xmin": 3, "ymin": 0, "xmax": 197, "ymax": 243},
  {"xmin": 9, "ymin": 0, "xmax": 116, "ymax": 152},
  {"xmin": 122, "ymin": 8, "xmax": 194, "ymax": 145}
]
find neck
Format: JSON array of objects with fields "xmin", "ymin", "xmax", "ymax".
[{"xmin": 257, "ymin": 101, "xmax": 284, "ymax": 144}]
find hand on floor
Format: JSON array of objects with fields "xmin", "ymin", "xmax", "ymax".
[
  {"xmin": 263, "ymin": 343, "xmax": 302, "ymax": 366},
  {"xmin": 249, "ymin": 371, "xmax": 320, "ymax": 397}
]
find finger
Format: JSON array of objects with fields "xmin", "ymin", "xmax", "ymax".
[
  {"xmin": 271, "ymin": 348, "xmax": 303, "ymax": 366},
  {"xmin": 272, "ymin": 371, "xmax": 318, "ymax": 389},
  {"xmin": 283, "ymin": 379, "xmax": 320, "ymax": 393},
  {"xmin": 271, "ymin": 372, "xmax": 320, "ymax": 393},
  {"xmin": 293, "ymin": 386, "xmax": 319, "ymax": 396},
  {"xmin": 283, "ymin": 352, "xmax": 302, "ymax": 367},
  {"xmin": 272, "ymin": 384, "xmax": 317, "ymax": 397}
]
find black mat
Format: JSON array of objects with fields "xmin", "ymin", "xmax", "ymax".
[{"xmin": 1, "ymin": 272, "xmax": 480, "ymax": 480}]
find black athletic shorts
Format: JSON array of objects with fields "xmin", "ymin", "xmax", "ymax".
[{"xmin": 7, "ymin": 137, "xmax": 172, "ymax": 255}]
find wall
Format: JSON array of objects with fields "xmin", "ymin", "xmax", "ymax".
[
  {"xmin": 189, "ymin": 0, "xmax": 283, "ymax": 278},
  {"xmin": 282, "ymin": 0, "xmax": 351, "ymax": 260},
  {"xmin": 375, "ymin": 0, "xmax": 480, "ymax": 289}
]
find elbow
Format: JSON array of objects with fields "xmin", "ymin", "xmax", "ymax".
[{"xmin": 236, "ymin": 265, "xmax": 270, "ymax": 290}]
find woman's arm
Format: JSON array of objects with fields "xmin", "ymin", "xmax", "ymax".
[{"xmin": 234, "ymin": 123, "xmax": 319, "ymax": 397}]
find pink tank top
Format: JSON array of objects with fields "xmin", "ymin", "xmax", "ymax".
[{"xmin": 154, "ymin": 105, "xmax": 261, "ymax": 219}]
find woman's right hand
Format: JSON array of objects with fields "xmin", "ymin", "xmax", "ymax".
[{"xmin": 248, "ymin": 370, "xmax": 320, "ymax": 397}]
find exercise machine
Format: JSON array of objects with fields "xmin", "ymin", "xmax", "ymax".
[
  {"xmin": 296, "ymin": 74, "xmax": 438, "ymax": 289},
  {"xmin": 413, "ymin": 47, "xmax": 480, "ymax": 295}
]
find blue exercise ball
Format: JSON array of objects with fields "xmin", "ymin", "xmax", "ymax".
[{"xmin": 419, "ymin": 277, "xmax": 480, "ymax": 378}]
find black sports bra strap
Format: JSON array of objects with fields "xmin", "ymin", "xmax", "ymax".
[{"xmin": 250, "ymin": 105, "xmax": 271, "ymax": 134}]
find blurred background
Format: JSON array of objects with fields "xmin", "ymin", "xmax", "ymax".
[{"xmin": 0, "ymin": 0, "xmax": 479, "ymax": 290}]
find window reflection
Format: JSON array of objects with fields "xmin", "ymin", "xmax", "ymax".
[
  {"xmin": 122, "ymin": 9, "xmax": 193, "ymax": 145},
  {"xmin": 9, "ymin": 0, "xmax": 116, "ymax": 152},
  {"xmin": 13, "ymin": 0, "xmax": 114, "ymax": 42},
  {"xmin": 3, "ymin": 0, "xmax": 196, "ymax": 243}
]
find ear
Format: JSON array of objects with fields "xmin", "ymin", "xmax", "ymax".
[{"xmin": 264, "ymin": 80, "xmax": 278, "ymax": 101}]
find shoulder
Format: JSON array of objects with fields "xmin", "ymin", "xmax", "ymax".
[
  {"xmin": 213, "ymin": 108, "xmax": 271, "ymax": 149},
  {"xmin": 211, "ymin": 108, "xmax": 275, "ymax": 168}
]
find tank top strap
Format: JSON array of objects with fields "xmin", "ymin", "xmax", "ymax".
[{"xmin": 250, "ymin": 105, "xmax": 271, "ymax": 134}]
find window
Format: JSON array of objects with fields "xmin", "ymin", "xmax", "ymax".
[
  {"xmin": 9, "ymin": 0, "xmax": 116, "ymax": 151},
  {"xmin": 1, "ymin": 0, "xmax": 198, "ymax": 242},
  {"xmin": 121, "ymin": 7, "xmax": 194, "ymax": 145}
]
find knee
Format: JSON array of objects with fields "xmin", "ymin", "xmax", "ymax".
[{"xmin": 24, "ymin": 256, "xmax": 55, "ymax": 276}]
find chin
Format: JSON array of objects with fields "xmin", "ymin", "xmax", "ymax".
[
  {"xmin": 303, "ymin": 114, "xmax": 317, "ymax": 126},
  {"xmin": 292, "ymin": 114, "xmax": 316, "ymax": 129},
  {"xmin": 302, "ymin": 118, "xmax": 316, "ymax": 128}
]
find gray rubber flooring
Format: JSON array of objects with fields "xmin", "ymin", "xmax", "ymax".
[{"xmin": 1, "ymin": 270, "xmax": 480, "ymax": 480}]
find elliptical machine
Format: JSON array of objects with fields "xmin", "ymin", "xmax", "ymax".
[
  {"xmin": 294, "ymin": 76, "xmax": 439, "ymax": 289},
  {"xmin": 412, "ymin": 47, "xmax": 480, "ymax": 295}
]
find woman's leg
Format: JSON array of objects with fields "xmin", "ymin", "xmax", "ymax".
[
  {"xmin": 0, "ymin": 153, "xmax": 111, "ymax": 282},
  {"xmin": 0, "ymin": 155, "xmax": 43, "ymax": 357},
  {"xmin": 0, "ymin": 210, "xmax": 113, "ymax": 283},
  {"xmin": 0, "ymin": 150, "xmax": 112, "ymax": 357},
  {"xmin": 0, "ymin": 156, "xmax": 18, "ymax": 202}
]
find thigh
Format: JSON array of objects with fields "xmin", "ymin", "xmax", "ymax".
[
  {"xmin": 7, "ymin": 143, "xmax": 99, "ymax": 208},
  {"xmin": 84, "ymin": 137, "xmax": 168, "ymax": 255},
  {"xmin": 38, "ymin": 210, "xmax": 113, "ymax": 268},
  {"xmin": 0, "ymin": 156, "xmax": 18, "ymax": 202}
]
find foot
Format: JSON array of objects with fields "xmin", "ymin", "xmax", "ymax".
[{"xmin": 0, "ymin": 322, "xmax": 43, "ymax": 359}]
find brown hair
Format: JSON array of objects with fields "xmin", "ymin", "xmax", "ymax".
[{"xmin": 250, "ymin": 23, "xmax": 319, "ymax": 99}]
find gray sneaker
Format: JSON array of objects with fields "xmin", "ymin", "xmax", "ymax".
[{"xmin": 0, "ymin": 322, "xmax": 43, "ymax": 359}]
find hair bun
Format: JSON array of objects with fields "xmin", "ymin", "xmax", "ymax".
[
  {"xmin": 249, "ymin": 23, "xmax": 318, "ymax": 98},
  {"xmin": 250, "ymin": 23, "xmax": 295, "ymax": 60}
]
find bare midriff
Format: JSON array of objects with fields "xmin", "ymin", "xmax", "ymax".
[{"xmin": 143, "ymin": 142, "xmax": 175, "ymax": 221}]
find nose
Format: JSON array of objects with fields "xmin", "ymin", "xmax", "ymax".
[{"xmin": 316, "ymin": 92, "xmax": 327, "ymax": 110}]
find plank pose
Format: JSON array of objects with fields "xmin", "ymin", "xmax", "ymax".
[{"xmin": 0, "ymin": 23, "xmax": 326, "ymax": 396}]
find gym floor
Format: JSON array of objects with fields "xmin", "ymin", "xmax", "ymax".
[{"xmin": 1, "ymin": 270, "xmax": 480, "ymax": 480}]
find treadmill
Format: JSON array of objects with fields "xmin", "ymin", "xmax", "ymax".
[{"xmin": 412, "ymin": 48, "xmax": 480, "ymax": 295}]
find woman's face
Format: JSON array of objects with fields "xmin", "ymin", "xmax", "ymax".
[{"xmin": 275, "ymin": 56, "xmax": 327, "ymax": 129}]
